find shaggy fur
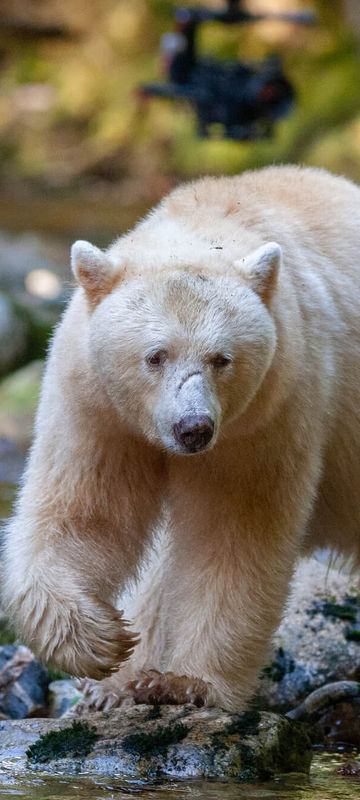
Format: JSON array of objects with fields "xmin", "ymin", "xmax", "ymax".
[{"xmin": 3, "ymin": 165, "xmax": 360, "ymax": 711}]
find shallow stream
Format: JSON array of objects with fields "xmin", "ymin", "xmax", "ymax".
[{"xmin": 0, "ymin": 753, "xmax": 359, "ymax": 800}]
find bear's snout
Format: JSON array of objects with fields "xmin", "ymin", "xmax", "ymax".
[{"xmin": 173, "ymin": 414, "xmax": 214, "ymax": 453}]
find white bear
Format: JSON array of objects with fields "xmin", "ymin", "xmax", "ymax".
[{"xmin": 3, "ymin": 166, "xmax": 360, "ymax": 712}]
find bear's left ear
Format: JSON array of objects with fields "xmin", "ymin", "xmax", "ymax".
[
  {"xmin": 71, "ymin": 240, "xmax": 117, "ymax": 305},
  {"xmin": 234, "ymin": 242, "xmax": 282, "ymax": 305}
]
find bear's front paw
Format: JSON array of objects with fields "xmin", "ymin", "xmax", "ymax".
[
  {"xmin": 47, "ymin": 599, "xmax": 139, "ymax": 680},
  {"xmin": 11, "ymin": 585, "xmax": 139, "ymax": 680}
]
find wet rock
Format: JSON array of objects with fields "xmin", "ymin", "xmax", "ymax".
[
  {"xmin": 0, "ymin": 293, "xmax": 27, "ymax": 376},
  {"xmin": 0, "ymin": 706, "xmax": 312, "ymax": 779},
  {"xmin": 0, "ymin": 645, "xmax": 49, "ymax": 719},
  {"xmin": 256, "ymin": 558, "xmax": 360, "ymax": 713},
  {"xmin": 334, "ymin": 759, "xmax": 360, "ymax": 776},
  {"xmin": 48, "ymin": 680, "xmax": 84, "ymax": 718}
]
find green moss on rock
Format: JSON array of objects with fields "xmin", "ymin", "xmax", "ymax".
[
  {"xmin": 26, "ymin": 721, "xmax": 98, "ymax": 763},
  {"xmin": 237, "ymin": 743, "xmax": 257, "ymax": 781},
  {"xmin": 122, "ymin": 722, "xmax": 189, "ymax": 758},
  {"xmin": 209, "ymin": 711, "xmax": 311, "ymax": 781},
  {"xmin": 210, "ymin": 709, "xmax": 261, "ymax": 751}
]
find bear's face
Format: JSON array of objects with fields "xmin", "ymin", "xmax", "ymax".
[{"xmin": 87, "ymin": 269, "xmax": 277, "ymax": 454}]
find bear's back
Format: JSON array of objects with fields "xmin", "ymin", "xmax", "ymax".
[
  {"xmin": 113, "ymin": 166, "xmax": 360, "ymax": 290},
  {"xmin": 163, "ymin": 166, "xmax": 360, "ymax": 229},
  {"xmin": 161, "ymin": 167, "xmax": 360, "ymax": 259}
]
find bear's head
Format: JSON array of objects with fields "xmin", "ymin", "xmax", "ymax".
[{"xmin": 71, "ymin": 240, "xmax": 280, "ymax": 454}]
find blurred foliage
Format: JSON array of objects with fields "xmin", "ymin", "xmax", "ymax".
[
  {"xmin": 0, "ymin": 0, "xmax": 359, "ymax": 204},
  {"xmin": 0, "ymin": 360, "xmax": 42, "ymax": 419},
  {"xmin": 0, "ymin": 617, "xmax": 16, "ymax": 646},
  {"xmin": 0, "ymin": 360, "xmax": 43, "ymax": 451}
]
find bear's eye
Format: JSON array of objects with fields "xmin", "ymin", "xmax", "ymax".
[
  {"xmin": 146, "ymin": 349, "xmax": 168, "ymax": 368},
  {"xmin": 210, "ymin": 354, "xmax": 232, "ymax": 369}
]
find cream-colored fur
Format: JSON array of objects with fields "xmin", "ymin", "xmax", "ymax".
[{"xmin": 3, "ymin": 166, "xmax": 360, "ymax": 711}]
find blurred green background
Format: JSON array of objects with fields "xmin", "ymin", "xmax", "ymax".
[
  {"xmin": 0, "ymin": 0, "xmax": 360, "ymax": 502},
  {"xmin": 1, "ymin": 0, "xmax": 360, "ymax": 229}
]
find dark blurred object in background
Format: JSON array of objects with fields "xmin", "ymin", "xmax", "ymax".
[{"xmin": 140, "ymin": 0, "xmax": 315, "ymax": 139}]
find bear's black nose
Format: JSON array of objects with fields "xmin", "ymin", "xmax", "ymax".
[{"xmin": 173, "ymin": 414, "xmax": 215, "ymax": 453}]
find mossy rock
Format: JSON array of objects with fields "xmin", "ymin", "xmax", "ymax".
[{"xmin": 0, "ymin": 706, "xmax": 312, "ymax": 780}]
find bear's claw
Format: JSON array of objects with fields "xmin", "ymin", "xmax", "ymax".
[
  {"xmin": 78, "ymin": 669, "xmax": 210, "ymax": 711},
  {"xmin": 123, "ymin": 670, "xmax": 209, "ymax": 706}
]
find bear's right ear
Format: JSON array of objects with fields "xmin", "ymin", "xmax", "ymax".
[
  {"xmin": 71, "ymin": 240, "xmax": 117, "ymax": 305},
  {"xmin": 234, "ymin": 242, "xmax": 282, "ymax": 305}
]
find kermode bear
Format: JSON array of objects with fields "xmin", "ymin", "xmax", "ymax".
[{"xmin": 3, "ymin": 166, "xmax": 360, "ymax": 712}]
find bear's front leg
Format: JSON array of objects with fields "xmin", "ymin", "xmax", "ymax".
[
  {"xmin": 165, "ymin": 537, "xmax": 296, "ymax": 710},
  {"xmin": 162, "ymin": 431, "xmax": 321, "ymax": 711},
  {"xmin": 2, "ymin": 344, "xmax": 164, "ymax": 679}
]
